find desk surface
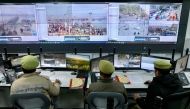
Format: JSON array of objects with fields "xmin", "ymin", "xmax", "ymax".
[
  {"xmin": 1, "ymin": 70, "xmax": 190, "ymax": 89},
  {"xmin": 87, "ymin": 70, "xmax": 190, "ymax": 89},
  {"xmin": 0, "ymin": 70, "xmax": 77, "ymax": 88}
]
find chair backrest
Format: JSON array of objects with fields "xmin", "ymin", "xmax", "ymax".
[
  {"xmin": 87, "ymin": 92, "xmax": 125, "ymax": 109},
  {"xmin": 9, "ymin": 93, "xmax": 51, "ymax": 109},
  {"xmin": 154, "ymin": 90, "xmax": 190, "ymax": 109}
]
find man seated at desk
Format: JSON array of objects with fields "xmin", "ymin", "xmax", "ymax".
[
  {"xmin": 132, "ymin": 60, "xmax": 183, "ymax": 109},
  {"xmin": 84, "ymin": 60, "xmax": 128, "ymax": 103},
  {"xmin": 10, "ymin": 55, "xmax": 61, "ymax": 109}
]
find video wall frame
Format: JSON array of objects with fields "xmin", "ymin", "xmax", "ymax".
[
  {"xmin": 0, "ymin": 1, "xmax": 188, "ymax": 55},
  {"xmin": 0, "ymin": 2, "xmax": 183, "ymax": 44}
]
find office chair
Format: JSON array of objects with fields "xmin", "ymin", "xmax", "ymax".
[
  {"xmin": 9, "ymin": 93, "xmax": 58, "ymax": 109},
  {"xmin": 87, "ymin": 92, "xmax": 127, "ymax": 109},
  {"xmin": 154, "ymin": 90, "xmax": 190, "ymax": 109}
]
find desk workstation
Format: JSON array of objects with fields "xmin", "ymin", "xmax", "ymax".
[
  {"xmin": 88, "ymin": 70, "xmax": 190, "ymax": 91},
  {"xmin": 0, "ymin": 1, "xmax": 190, "ymax": 108},
  {"xmin": 0, "ymin": 52, "xmax": 189, "ymax": 109},
  {"xmin": 0, "ymin": 70, "xmax": 87, "ymax": 108}
]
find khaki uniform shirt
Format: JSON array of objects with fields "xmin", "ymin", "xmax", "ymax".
[
  {"xmin": 84, "ymin": 78, "xmax": 128, "ymax": 103},
  {"xmin": 10, "ymin": 72, "xmax": 60, "ymax": 109}
]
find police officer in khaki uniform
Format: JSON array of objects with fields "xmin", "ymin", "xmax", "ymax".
[
  {"xmin": 84, "ymin": 60, "xmax": 128, "ymax": 103},
  {"xmin": 10, "ymin": 55, "xmax": 61, "ymax": 109}
]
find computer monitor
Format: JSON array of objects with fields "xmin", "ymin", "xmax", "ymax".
[
  {"xmin": 0, "ymin": 57, "xmax": 5, "ymax": 73},
  {"xmin": 174, "ymin": 55, "xmax": 189, "ymax": 74},
  {"xmin": 141, "ymin": 55, "xmax": 171, "ymax": 71},
  {"xmin": 40, "ymin": 53, "xmax": 66, "ymax": 68},
  {"xmin": 91, "ymin": 54, "xmax": 114, "ymax": 72},
  {"xmin": 3, "ymin": 54, "xmax": 19, "ymax": 60},
  {"xmin": 114, "ymin": 54, "xmax": 141, "ymax": 68},
  {"xmin": 10, "ymin": 54, "xmax": 37, "ymax": 67},
  {"xmin": 10, "ymin": 56, "xmax": 23, "ymax": 67},
  {"xmin": 66, "ymin": 54, "xmax": 90, "ymax": 71}
]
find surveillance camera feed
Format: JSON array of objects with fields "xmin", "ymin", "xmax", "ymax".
[
  {"xmin": 0, "ymin": 3, "xmax": 182, "ymax": 44},
  {"xmin": 174, "ymin": 55, "xmax": 189, "ymax": 74},
  {"xmin": 40, "ymin": 54, "xmax": 66, "ymax": 68},
  {"xmin": 0, "ymin": 5, "xmax": 38, "ymax": 43},
  {"xmin": 114, "ymin": 54, "xmax": 141, "ymax": 68},
  {"xmin": 91, "ymin": 55, "xmax": 114, "ymax": 72},
  {"xmin": 141, "ymin": 55, "xmax": 171, "ymax": 71},
  {"xmin": 66, "ymin": 54, "xmax": 90, "ymax": 70},
  {"xmin": 11, "ymin": 57, "xmax": 22, "ymax": 67},
  {"xmin": 36, "ymin": 3, "xmax": 108, "ymax": 42},
  {"xmin": 109, "ymin": 3, "xmax": 181, "ymax": 43}
]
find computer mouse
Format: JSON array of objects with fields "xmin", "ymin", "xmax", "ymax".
[{"xmin": 144, "ymin": 81, "xmax": 150, "ymax": 84}]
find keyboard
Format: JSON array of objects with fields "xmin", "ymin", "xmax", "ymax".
[
  {"xmin": 128, "ymin": 91, "xmax": 147, "ymax": 98},
  {"xmin": 96, "ymin": 76, "xmax": 116, "ymax": 81}
]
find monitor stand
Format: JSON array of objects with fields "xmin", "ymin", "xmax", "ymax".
[{"xmin": 71, "ymin": 70, "xmax": 78, "ymax": 75}]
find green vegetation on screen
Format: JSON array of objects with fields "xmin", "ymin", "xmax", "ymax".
[{"xmin": 66, "ymin": 57, "xmax": 90, "ymax": 70}]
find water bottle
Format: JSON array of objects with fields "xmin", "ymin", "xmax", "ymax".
[{"xmin": 1, "ymin": 77, "xmax": 6, "ymax": 84}]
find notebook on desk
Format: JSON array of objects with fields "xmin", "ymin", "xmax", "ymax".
[
  {"xmin": 115, "ymin": 75, "xmax": 131, "ymax": 84},
  {"xmin": 69, "ymin": 78, "xmax": 84, "ymax": 89}
]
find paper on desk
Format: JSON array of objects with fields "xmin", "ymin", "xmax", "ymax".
[
  {"xmin": 127, "ymin": 75, "xmax": 143, "ymax": 83},
  {"xmin": 40, "ymin": 71, "xmax": 54, "ymax": 77},
  {"xmin": 50, "ymin": 75, "xmax": 66, "ymax": 82}
]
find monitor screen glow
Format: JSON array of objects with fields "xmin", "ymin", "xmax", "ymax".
[
  {"xmin": 114, "ymin": 54, "xmax": 141, "ymax": 68},
  {"xmin": 174, "ymin": 55, "xmax": 189, "ymax": 74},
  {"xmin": 0, "ymin": 3, "xmax": 182, "ymax": 44},
  {"xmin": 40, "ymin": 53, "xmax": 66, "ymax": 68},
  {"xmin": 141, "ymin": 55, "xmax": 171, "ymax": 71},
  {"xmin": 91, "ymin": 55, "xmax": 114, "ymax": 72},
  {"xmin": 11, "ymin": 57, "xmax": 22, "ymax": 67},
  {"xmin": 66, "ymin": 54, "xmax": 90, "ymax": 70}
]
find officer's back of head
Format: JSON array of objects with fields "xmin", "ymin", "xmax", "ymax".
[
  {"xmin": 154, "ymin": 60, "xmax": 172, "ymax": 76},
  {"xmin": 99, "ymin": 60, "xmax": 115, "ymax": 79},
  {"xmin": 20, "ymin": 55, "xmax": 39, "ymax": 74}
]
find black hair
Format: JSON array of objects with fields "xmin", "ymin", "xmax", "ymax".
[
  {"xmin": 154, "ymin": 67, "xmax": 170, "ymax": 75},
  {"xmin": 100, "ymin": 71, "xmax": 112, "ymax": 78},
  {"xmin": 22, "ymin": 68, "xmax": 36, "ymax": 74}
]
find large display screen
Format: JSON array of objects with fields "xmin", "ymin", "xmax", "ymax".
[
  {"xmin": 36, "ymin": 3, "xmax": 108, "ymax": 43},
  {"xmin": 0, "ymin": 5, "xmax": 38, "ymax": 44},
  {"xmin": 0, "ymin": 3, "xmax": 182, "ymax": 44},
  {"xmin": 109, "ymin": 3, "xmax": 181, "ymax": 43}
]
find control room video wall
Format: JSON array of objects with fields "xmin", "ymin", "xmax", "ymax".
[{"xmin": 0, "ymin": 3, "xmax": 182, "ymax": 44}]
